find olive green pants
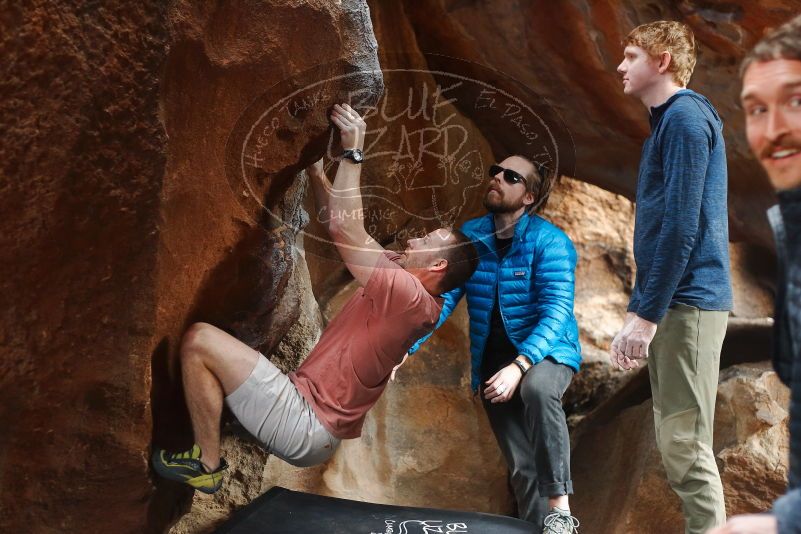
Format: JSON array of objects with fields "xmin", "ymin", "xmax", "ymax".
[{"xmin": 649, "ymin": 303, "xmax": 728, "ymax": 534}]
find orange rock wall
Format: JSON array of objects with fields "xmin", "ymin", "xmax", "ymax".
[{"xmin": 0, "ymin": 2, "xmax": 169, "ymax": 531}]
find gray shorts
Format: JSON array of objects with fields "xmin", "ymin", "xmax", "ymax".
[{"xmin": 224, "ymin": 355, "xmax": 340, "ymax": 467}]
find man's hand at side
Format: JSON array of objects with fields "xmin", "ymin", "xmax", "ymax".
[
  {"xmin": 620, "ymin": 315, "xmax": 657, "ymax": 360},
  {"xmin": 610, "ymin": 312, "xmax": 637, "ymax": 370},
  {"xmin": 610, "ymin": 312, "xmax": 657, "ymax": 370},
  {"xmin": 706, "ymin": 514, "xmax": 777, "ymax": 534}
]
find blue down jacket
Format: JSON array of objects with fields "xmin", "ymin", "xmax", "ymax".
[{"xmin": 408, "ymin": 212, "xmax": 582, "ymax": 390}]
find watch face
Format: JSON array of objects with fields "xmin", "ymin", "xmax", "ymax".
[{"xmin": 345, "ymin": 149, "xmax": 363, "ymax": 162}]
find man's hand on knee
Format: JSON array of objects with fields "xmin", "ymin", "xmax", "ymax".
[{"xmin": 484, "ymin": 363, "xmax": 524, "ymax": 403}]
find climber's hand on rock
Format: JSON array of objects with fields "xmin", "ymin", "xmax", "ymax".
[{"xmin": 330, "ymin": 103, "xmax": 366, "ymax": 151}]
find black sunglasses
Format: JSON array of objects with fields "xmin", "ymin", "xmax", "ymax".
[{"xmin": 489, "ymin": 164, "xmax": 527, "ymax": 186}]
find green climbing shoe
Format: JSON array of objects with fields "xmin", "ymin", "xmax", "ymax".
[{"xmin": 151, "ymin": 444, "xmax": 228, "ymax": 494}]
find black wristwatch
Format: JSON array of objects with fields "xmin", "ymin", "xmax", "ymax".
[
  {"xmin": 512, "ymin": 358, "xmax": 530, "ymax": 375},
  {"xmin": 342, "ymin": 148, "xmax": 364, "ymax": 163}
]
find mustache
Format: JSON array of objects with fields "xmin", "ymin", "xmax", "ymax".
[{"xmin": 761, "ymin": 138, "xmax": 801, "ymax": 159}]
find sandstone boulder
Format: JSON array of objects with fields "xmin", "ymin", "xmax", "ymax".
[
  {"xmin": 571, "ymin": 363, "xmax": 790, "ymax": 534},
  {"xmin": 543, "ymin": 177, "xmax": 637, "ymax": 420}
]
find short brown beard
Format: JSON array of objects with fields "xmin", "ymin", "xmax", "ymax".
[{"xmin": 483, "ymin": 191, "xmax": 525, "ymax": 214}]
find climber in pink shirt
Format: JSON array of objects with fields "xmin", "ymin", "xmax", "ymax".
[{"xmin": 151, "ymin": 103, "xmax": 479, "ymax": 494}]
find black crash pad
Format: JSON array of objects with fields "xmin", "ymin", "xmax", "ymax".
[{"xmin": 215, "ymin": 486, "xmax": 535, "ymax": 534}]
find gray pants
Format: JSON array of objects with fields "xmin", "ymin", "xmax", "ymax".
[{"xmin": 482, "ymin": 357, "xmax": 574, "ymax": 527}]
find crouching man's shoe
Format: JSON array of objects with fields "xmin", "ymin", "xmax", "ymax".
[
  {"xmin": 543, "ymin": 507, "xmax": 580, "ymax": 534},
  {"xmin": 151, "ymin": 444, "xmax": 228, "ymax": 494}
]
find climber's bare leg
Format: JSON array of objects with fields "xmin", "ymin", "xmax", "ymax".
[{"xmin": 179, "ymin": 322, "xmax": 259, "ymax": 470}]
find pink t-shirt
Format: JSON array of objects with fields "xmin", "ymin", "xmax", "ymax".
[{"xmin": 289, "ymin": 251, "xmax": 442, "ymax": 439}]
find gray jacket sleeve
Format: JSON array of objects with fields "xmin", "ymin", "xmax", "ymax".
[{"xmin": 774, "ymin": 488, "xmax": 801, "ymax": 533}]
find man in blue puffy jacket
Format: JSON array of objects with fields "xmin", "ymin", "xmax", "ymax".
[{"xmin": 398, "ymin": 155, "xmax": 582, "ymax": 533}]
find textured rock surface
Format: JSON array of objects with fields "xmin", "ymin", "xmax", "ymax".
[
  {"xmin": 716, "ymin": 364, "xmax": 792, "ymax": 512},
  {"xmin": 729, "ymin": 242, "xmax": 776, "ymax": 319},
  {"xmin": 0, "ymin": 2, "xmax": 169, "ymax": 531},
  {"xmin": 542, "ymin": 178, "xmax": 638, "ymax": 419},
  {"xmin": 571, "ymin": 363, "xmax": 790, "ymax": 534}
]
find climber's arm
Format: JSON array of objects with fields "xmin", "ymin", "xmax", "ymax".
[{"xmin": 327, "ymin": 103, "xmax": 384, "ymax": 288}]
